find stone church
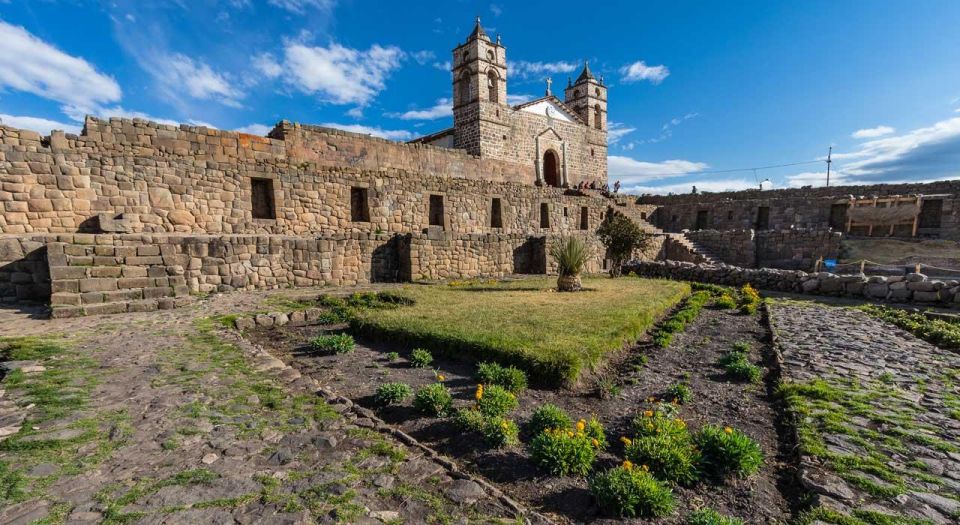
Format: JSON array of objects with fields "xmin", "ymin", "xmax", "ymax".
[{"xmin": 411, "ymin": 18, "xmax": 609, "ymax": 188}]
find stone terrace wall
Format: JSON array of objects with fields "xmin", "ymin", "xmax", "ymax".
[
  {"xmin": 0, "ymin": 236, "xmax": 49, "ymax": 302},
  {"xmin": 639, "ymin": 180, "xmax": 960, "ymax": 239},
  {"xmin": 0, "ymin": 118, "xmax": 612, "ymax": 237},
  {"xmin": 684, "ymin": 229, "xmax": 841, "ymax": 269},
  {"xmin": 628, "ymin": 260, "xmax": 960, "ymax": 308}
]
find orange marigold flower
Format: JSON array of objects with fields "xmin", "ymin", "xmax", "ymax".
[
  {"xmin": 643, "ymin": 410, "xmax": 654, "ymax": 418},
  {"xmin": 724, "ymin": 426, "xmax": 733, "ymax": 434},
  {"xmin": 622, "ymin": 460, "xmax": 633, "ymax": 471},
  {"xmin": 592, "ymin": 438, "xmax": 599, "ymax": 447},
  {"xmin": 620, "ymin": 436, "xmax": 632, "ymax": 446},
  {"xmin": 567, "ymin": 431, "xmax": 574, "ymax": 437},
  {"xmin": 576, "ymin": 420, "xmax": 586, "ymax": 432},
  {"xmin": 437, "ymin": 374, "xmax": 445, "ymax": 381}
]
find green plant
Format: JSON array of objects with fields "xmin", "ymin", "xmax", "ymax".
[
  {"xmin": 596, "ymin": 214, "xmax": 651, "ymax": 277},
  {"xmin": 373, "ymin": 382, "xmax": 413, "ymax": 407},
  {"xmin": 454, "ymin": 407, "xmax": 486, "ymax": 432},
  {"xmin": 475, "ymin": 362, "xmax": 528, "ymax": 393},
  {"xmin": 632, "ymin": 403, "xmax": 687, "ymax": 441},
  {"xmin": 715, "ymin": 294, "xmax": 736, "ymax": 309},
  {"xmin": 550, "ymin": 237, "xmax": 590, "ymax": 277},
  {"xmin": 666, "ymin": 382, "xmax": 693, "ymax": 404},
  {"xmin": 731, "ymin": 341, "xmax": 751, "ymax": 353},
  {"xmin": 385, "ymin": 351, "xmax": 400, "ymax": 361},
  {"xmin": 452, "ymin": 409, "xmax": 518, "ymax": 448},
  {"xmin": 718, "ymin": 351, "xmax": 761, "ymax": 383},
  {"xmin": 528, "ymin": 427, "xmax": 598, "ymax": 476},
  {"xmin": 584, "ymin": 417, "xmax": 608, "ymax": 451},
  {"xmin": 413, "ymin": 383, "xmax": 453, "ymax": 417},
  {"xmin": 529, "ymin": 404, "xmax": 572, "ymax": 436},
  {"xmin": 625, "ymin": 434, "xmax": 699, "ymax": 486},
  {"xmin": 476, "ymin": 384, "xmax": 518, "ymax": 418},
  {"xmin": 737, "ymin": 284, "xmax": 761, "ymax": 315},
  {"xmin": 589, "ymin": 465, "xmax": 675, "ymax": 518},
  {"xmin": 687, "ymin": 507, "xmax": 745, "ymax": 524},
  {"xmin": 694, "ymin": 425, "xmax": 763, "ymax": 479},
  {"xmin": 309, "ymin": 333, "xmax": 355, "ymax": 354},
  {"xmin": 409, "ymin": 348, "xmax": 433, "ymax": 368},
  {"xmin": 860, "ymin": 304, "xmax": 960, "ymax": 349}
]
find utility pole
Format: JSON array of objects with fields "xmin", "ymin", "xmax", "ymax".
[{"xmin": 825, "ymin": 146, "xmax": 833, "ymax": 187}]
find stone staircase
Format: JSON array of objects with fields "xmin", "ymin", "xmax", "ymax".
[{"xmin": 679, "ymin": 232, "xmax": 721, "ymax": 265}]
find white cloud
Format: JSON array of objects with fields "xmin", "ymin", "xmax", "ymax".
[
  {"xmin": 0, "ymin": 21, "xmax": 122, "ymax": 110},
  {"xmin": 512, "ymin": 60, "xmax": 577, "ymax": 80},
  {"xmin": 267, "ymin": 0, "xmax": 336, "ymax": 14},
  {"xmin": 387, "ymin": 98, "xmax": 451, "ymax": 120},
  {"xmin": 607, "ymin": 121, "xmax": 636, "ymax": 144},
  {"xmin": 282, "ymin": 42, "xmax": 404, "ymax": 106},
  {"xmin": 506, "ymin": 93, "xmax": 534, "ymax": 106},
  {"xmin": 0, "ymin": 114, "xmax": 81, "ymax": 135},
  {"xmin": 345, "ymin": 107, "xmax": 364, "ymax": 118},
  {"xmin": 320, "ymin": 122, "xmax": 413, "ymax": 141},
  {"xmin": 490, "ymin": 4, "xmax": 503, "ymax": 16},
  {"xmin": 608, "ymin": 155, "xmax": 709, "ymax": 183},
  {"xmin": 619, "ymin": 61, "xmax": 669, "ymax": 84},
  {"xmin": 253, "ymin": 52, "xmax": 283, "ymax": 79},
  {"xmin": 155, "ymin": 54, "xmax": 245, "ymax": 108},
  {"xmin": 412, "ymin": 50, "xmax": 435, "ymax": 65},
  {"xmin": 234, "ymin": 123, "xmax": 273, "ymax": 135},
  {"xmin": 851, "ymin": 125, "xmax": 894, "ymax": 139},
  {"xmin": 624, "ymin": 178, "xmax": 758, "ymax": 196},
  {"xmin": 432, "ymin": 61, "xmax": 451, "ymax": 71},
  {"xmin": 62, "ymin": 105, "xmax": 179, "ymax": 126}
]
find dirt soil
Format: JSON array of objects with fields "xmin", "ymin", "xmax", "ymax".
[{"xmin": 252, "ymin": 305, "xmax": 800, "ymax": 524}]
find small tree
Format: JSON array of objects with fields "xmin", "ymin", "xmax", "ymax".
[
  {"xmin": 596, "ymin": 213, "xmax": 650, "ymax": 277},
  {"xmin": 550, "ymin": 236, "xmax": 590, "ymax": 291}
]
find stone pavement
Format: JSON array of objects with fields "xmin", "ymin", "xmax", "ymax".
[
  {"xmin": 0, "ymin": 287, "xmax": 527, "ymax": 524},
  {"xmin": 769, "ymin": 301, "xmax": 960, "ymax": 524}
]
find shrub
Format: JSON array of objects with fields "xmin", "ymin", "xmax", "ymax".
[
  {"xmin": 413, "ymin": 383, "xmax": 453, "ymax": 417},
  {"xmin": 694, "ymin": 425, "xmax": 763, "ymax": 479},
  {"xmin": 688, "ymin": 508, "xmax": 745, "ymax": 525},
  {"xmin": 550, "ymin": 237, "xmax": 590, "ymax": 277},
  {"xmin": 596, "ymin": 214, "xmax": 652, "ymax": 277},
  {"xmin": 584, "ymin": 417, "xmax": 608, "ymax": 451},
  {"xmin": 731, "ymin": 341, "xmax": 751, "ymax": 353},
  {"xmin": 653, "ymin": 332, "xmax": 673, "ymax": 348},
  {"xmin": 625, "ymin": 434, "xmax": 699, "ymax": 486},
  {"xmin": 528, "ymin": 427, "xmax": 598, "ymax": 476},
  {"xmin": 529, "ymin": 404, "xmax": 572, "ymax": 436},
  {"xmin": 476, "ymin": 384, "xmax": 518, "ymax": 418},
  {"xmin": 409, "ymin": 348, "xmax": 433, "ymax": 368},
  {"xmin": 718, "ymin": 351, "xmax": 761, "ymax": 383},
  {"xmin": 738, "ymin": 284, "xmax": 761, "ymax": 315},
  {"xmin": 725, "ymin": 359, "xmax": 762, "ymax": 383},
  {"xmin": 589, "ymin": 465, "xmax": 675, "ymax": 518},
  {"xmin": 632, "ymin": 404, "xmax": 688, "ymax": 441},
  {"xmin": 476, "ymin": 362, "xmax": 528, "ymax": 393},
  {"xmin": 666, "ymin": 382, "xmax": 692, "ymax": 404},
  {"xmin": 374, "ymin": 382, "xmax": 413, "ymax": 407},
  {"xmin": 385, "ymin": 351, "xmax": 400, "ymax": 361},
  {"xmin": 309, "ymin": 333, "xmax": 354, "ymax": 354},
  {"xmin": 453, "ymin": 409, "xmax": 518, "ymax": 448},
  {"xmin": 715, "ymin": 294, "xmax": 736, "ymax": 309}
]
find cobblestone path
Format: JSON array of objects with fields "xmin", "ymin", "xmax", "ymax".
[
  {"xmin": 769, "ymin": 301, "xmax": 960, "ymax": 524},
  {"xmin": 0, "ymin": 289, "xmax": 522, "ymax": 524}
]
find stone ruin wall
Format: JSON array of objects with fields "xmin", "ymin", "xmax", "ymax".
[
  {"xmin": 685, "ymin": 229, "xmax": 842, "ymax": 270},
  {"xmin": 641, "ymin": 181, "xmax": 960, "ymax": 239},
  {"xmin": 0, "ymin": 117, "xmax": 612, "ymax": 237}
]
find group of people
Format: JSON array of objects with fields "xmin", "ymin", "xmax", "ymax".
[{"xmin": 575, "ymin": 180, "xmax": 621, "ymax": 194}]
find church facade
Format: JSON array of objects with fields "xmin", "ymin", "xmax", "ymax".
[{"xmin": 411, "ymin": 19, "xmax": 609, "ymax": 188}]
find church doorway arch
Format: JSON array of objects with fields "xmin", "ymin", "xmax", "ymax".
[{"xmin": 543, "ymin": 149, "xmax": 561, "ymax": 187}]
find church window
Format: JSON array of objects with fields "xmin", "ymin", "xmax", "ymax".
[
  {"xmin": 591, "ymin": 148, "xmax": 595, "ymax": 157},
  {"xmin": 429, "ymin": 195, "xmax": 445, "ymax": 228},
  {"xmin": 350, "ymin": 187, "xmax": 370, "ymax": 222},
  {"xmin": 487, "ymin": 70, "xmax": 499, "ymax": 103},
  {"xmin": 540, "ymin": 203, "xmax": 550, "ymax": 228},
  {"xmin": 595, "ymin": 87, "xmax": 601, "ymax": 96},
  {"xmin": 251, "ymin": 178, "xmax": 275, "ymax": 220},
  {"xmin": 490, "ymin": 198, "xmax": 503, "ymax": 228},
  {"xmin": 594, "ymin": 104, "xmax": 602, "ymax": 130},
  {"xmin": 573, "ymin": 89, "xmax": 580, "ymax": 98},
  {"xmin": 580, "ymin": 207, "xmax": 589, "ymax": 230}
]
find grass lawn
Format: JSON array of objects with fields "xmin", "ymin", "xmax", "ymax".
[{"xmin": 349, "ymin": 276, "xmax": 689, "ymax": 386}]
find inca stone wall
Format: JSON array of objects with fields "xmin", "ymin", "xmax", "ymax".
[
  {"xmin": 0, "ymin": 236, "xmax": 49, "ymax": 301},
  {"xmin": 685, "ymin": 229, "xmax": 841, "ymax": 269},
  {"xmin": 641, "ymin": 181, "xmax": 960, "ymax": 240}
]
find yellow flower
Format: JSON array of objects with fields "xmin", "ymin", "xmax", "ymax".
[
  {"xmin": 576, "ymin": 419, "xmax": 586, "ymax": 432},
  {"xmin": 567, "ymin": 431, "xmax": 574, "ymax": 438},
  {"xmin": 475, "ymin": 384, "xmax": 484, "ymax": 401},
  {"xmin": 592, "ymin": 438, "xmax": 599, "ymax": 447},
  {"xmin": 437, "ymin": 374, "xmax": 445, "ymax": 381},
  {"xmin": 619, "ymin": 436, "xmax": 632, "ymax": 446},
  {"xmin": 724, "ymin": 426, "xmax": 733, "ymax": 434},
  {"xmin": 501, "ymin": 420, "xmax": 509, "ymax": 429},
  {"xmin": 641, "ymin": 464, "xmax": 649, "ymax": 472},
  {"xmin": 622, "ymin": 460, "xmax": 633, "ymax": 471},
  {"xmin": 643, "ymin": 410, "xmax": 654, "ymax": 418}
]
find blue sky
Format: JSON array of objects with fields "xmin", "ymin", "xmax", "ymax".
[{"xmin": 1, "ymin": 0, "xmax": 959, "ymax": 194}]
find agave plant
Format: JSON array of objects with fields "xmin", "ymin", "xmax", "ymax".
[{"xmin": 550, "ymin": 237, "xmax": 590, "ymax": 292}]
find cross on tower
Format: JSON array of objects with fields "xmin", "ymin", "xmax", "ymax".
[{"xmin": 545, "ymin": 77, "xmax": 552, "ymax": 96}]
